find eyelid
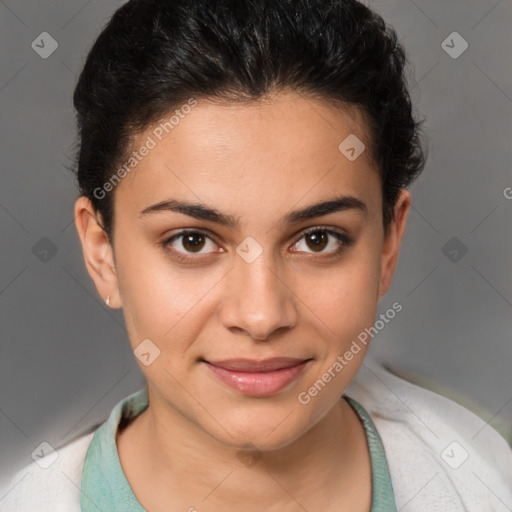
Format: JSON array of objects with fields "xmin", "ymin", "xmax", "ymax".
[
  {"xmin": 290, "ymin": 225, "xmax": 354, "ymax": 253},
  {"xmin": 163, "ymin": 228, "xmax": 218, "ymax": 244},
  {"xmin": 163, "ymin": 228, "xmax": 220, "ymax": 252},
  {"xmin": 162, "ymin": 229, "xmax": 221, "ymax": 264},
  {"xmin": 294, "ymin": 224, "xmax": 350, "ymax": 240}
]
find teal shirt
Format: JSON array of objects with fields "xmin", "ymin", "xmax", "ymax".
[{"xmin": 81, "ymin": 388, "xmax": 397, "ymax": 511}]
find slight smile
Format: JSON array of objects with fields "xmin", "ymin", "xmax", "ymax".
[{"xmin": 200, "ymin": 357, "xmax": 314, "ymax": 397}]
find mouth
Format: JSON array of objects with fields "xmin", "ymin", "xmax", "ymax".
[
  {"xmin": 200, "ymin": 357, "xmax": 313, "ymax": 397},
  {"xmin": 204, "ymin": 357, "xmax": 312, "ymax": 372}
]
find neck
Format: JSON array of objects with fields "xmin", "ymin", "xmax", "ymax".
[{"xmin": 116, "ymin": 388, "xmax": 372, "ymax": 512}]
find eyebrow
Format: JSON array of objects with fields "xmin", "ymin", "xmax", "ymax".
[{"xmin": 138, "ymin": 195, "xmax": 367, "ymax": 227}]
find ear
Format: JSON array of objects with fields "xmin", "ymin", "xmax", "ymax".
[
  {"xmin": 74, "ymin": 196, "xmax": 121, "ymax": 308},
  {"xmin": 377, "ymin": 189, "xmax": 411, "ymax": 299}
]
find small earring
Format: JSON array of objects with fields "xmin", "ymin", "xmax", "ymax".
[{"xmin": 105, "ymin": 295, "xmax": 110, "ymax": 306}]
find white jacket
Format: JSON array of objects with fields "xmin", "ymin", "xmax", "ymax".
[{"xmin": 1, "ymin": 356, "xmax": 511, "ymax": 511}]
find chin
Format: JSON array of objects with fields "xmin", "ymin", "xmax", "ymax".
[{"xmin": 206, "ymin": 410, "xmax": 307, "ymax": 452}]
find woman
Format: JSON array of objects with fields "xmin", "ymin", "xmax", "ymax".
[{"xmin": 1, "ymin": 0, "xmax": 511, "ymax": 510}]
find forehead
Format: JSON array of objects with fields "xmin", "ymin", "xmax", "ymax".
[
  {"xmin": 112, "ymin": 91, "xmax": 379, "ymax": 217},
  {"xmin": 144, "ymin": 92, "xmax": 373, "ymax": 160}
]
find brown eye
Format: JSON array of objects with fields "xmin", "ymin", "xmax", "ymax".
[
  {"xmin": 181, "ymin": 232, "xmax": 206, "ymax": 253},
  {"xmin": 304, "ymin": 231, "xmax": 328, "ymax": 252},
  {"xmin": 291, "ymin": 227, "xmax": 353, "ymax": 257},
  {"xmin": 163, "ymin": 230, "xmax": 219, "ymax": 261}
]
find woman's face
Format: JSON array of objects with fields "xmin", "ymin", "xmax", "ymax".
[{"xmin": 75, "ymin": 91, "xmax": 410, "ymax": 450}]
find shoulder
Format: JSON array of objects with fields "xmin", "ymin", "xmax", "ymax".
[
  {"xmin": 0, "ymin": 430, "xmax": 96, "ymax": 512},
  {"xmin": 345, "ymin": 357, "xmax": 512, "ymax": 511}
]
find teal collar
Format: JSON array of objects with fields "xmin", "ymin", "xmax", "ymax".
[
  {"xmin": 344, "ymin": 395, "xmax": 397, "ymax": 512},
  {"xmin": 81, "ymin": 388, "xmax": 149, "ymax": 511},
  {"xmin": 81, "ymin": 388, "xmax": 396, "ymax": 511}
]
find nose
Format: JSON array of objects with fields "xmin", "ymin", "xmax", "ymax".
[{"xmin": 219, "ymin": 250, "xmax": 298, "ymax": 341}]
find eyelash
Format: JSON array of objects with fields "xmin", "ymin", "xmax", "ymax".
[{"xmin": 162, "ymin": 226, "xmax": 355, "ymax": 264}]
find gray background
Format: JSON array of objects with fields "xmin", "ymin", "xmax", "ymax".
[{"xmin": 1, "ymin": 0, "xmax": 511, "ymax": 487}]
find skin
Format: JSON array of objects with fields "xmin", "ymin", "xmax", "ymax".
[{"xmin": 74, "ymin": 90, "xmax": 410, "ymax": 512}]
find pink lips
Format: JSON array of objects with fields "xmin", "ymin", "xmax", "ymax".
[{"xmin": 203, "ymin": 357, "xmax": 311, "ymax": 397}]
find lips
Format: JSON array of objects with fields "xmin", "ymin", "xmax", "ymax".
[
  {"xmin": 204, "ymin": 357, "xmax": 311, "ymax": 372},
  {"xmin": 201, "ymin": 357, "xmax": 313, "ymax": 397}
]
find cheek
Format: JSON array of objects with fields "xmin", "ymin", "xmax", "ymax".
[
  {"xmin": 295, "ymin": 256, "xmax": 381, "ymax": 398},
  {"xmin": 115, "ymin": 240, "xmax": 221, "ymax": 349},
  {"xmin": 297, "ymin": 251, "xmax": 381, "ymax": 341}
]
